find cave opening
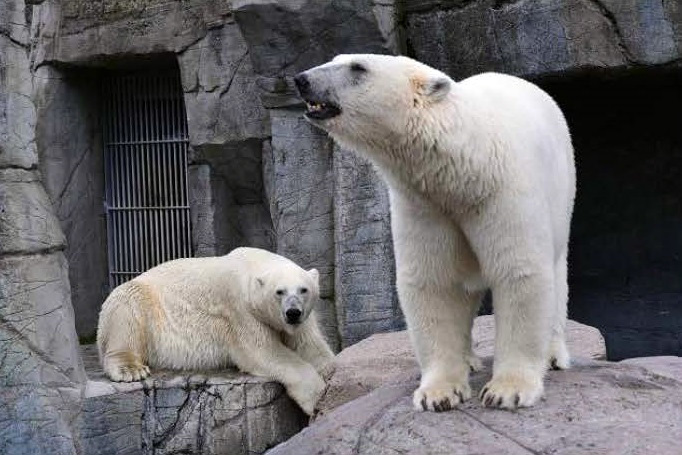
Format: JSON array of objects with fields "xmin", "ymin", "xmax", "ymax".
[{"xmin": 540, "ymin": 68, "xmax": 682, "ymax": 360}]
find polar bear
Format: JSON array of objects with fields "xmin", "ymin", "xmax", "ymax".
[
  {"xmin": 96, "ymin": 247, "xmax": 335, "ymax": 415},
  {"xmin": 295, "ymin": 55, "xmax": 575, "ymax": 411}
]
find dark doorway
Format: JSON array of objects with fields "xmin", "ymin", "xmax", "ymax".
[{"xmin": 541, "ymin": 69, "xmax": 682, "ymax": 360}]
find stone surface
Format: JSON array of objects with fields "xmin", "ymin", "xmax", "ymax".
[
  {"xmin": 270, "ymin": 356, "xmax": 682, "ymax": 455},
  {"xmin": 0, "ymin": 168, "xmax": 66, "ymax": 255},
  {"xmin": 1, "ymin": 4, "xmax": 85, "ymax": 455},
  {"xmin": 34, "ymin": 0, "xmax": 232, "ymax": 66},
  {"xmin": 233, "ymin": 0, "xmax": 400, "ymax": 108},
  {"xmin": 78, "ymin": 345, "xmax": 307, "ymax": 455},
  {"xmin": 406, "ymin": 0, "xmax": 682, "ymax": 81},
  {"xmin": 316, "ymin": 315, "xmax": 607, "ymax": 416},
  {"xmin": 333, "ymin": 147, "xmax": 403, "ymax": 348},
  {"xmin": 266, "ymin": 108, "xmax": 338, "ymax": 349},
  {"xmin": 34, "ymin": 65, "xmax": 109, "ymax": 337}
]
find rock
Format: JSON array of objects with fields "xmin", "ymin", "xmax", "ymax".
[
  {"xmin": 34, "ymin": 65, "xmax": 109, "ymax": 337},
  {"xmin": 34, "ymin": 0, "xmax": 232, "ymax": 65},
  {"xmin": 0, "ymin": 251, "xmax": 85, "ymax": 455},
  {"xmin": 266, "ymin": 108, "xmax": 338, "ymax": 349},
  {"xmin": 405, "ymin": 0, "xmax": 682, "ymax": 80},
  {"xmin": 78, "ymin": 345, "xmax": 307, "ymax": 455},
  {"xmin": 315, "ymin": 316, "xmax": 606, "ymax": 415},
  {"xmin": 333, "ymin": 146, "xmax": 404, "ymax": 348},
  {"xmin": 269, "ymin": 356, "xmax": 682, "ymax": 455},
  {"xmin": 233, "ymin": 0, "xmax": 400, "ymax": 107},
  {"xmin": 0, "ymin": 168, "xmax": 66, "ymax": 256}
]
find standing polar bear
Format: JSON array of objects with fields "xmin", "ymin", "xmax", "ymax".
[
  {"xmin": 295, "ymin": 55, "xmax": 575, "ymax": 411},
  {"xmin": 97, "ymin": 247, "xmax": 334, "ymax": 415}
]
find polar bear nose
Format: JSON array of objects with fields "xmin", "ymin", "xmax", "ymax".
[
  {"xmin": 285, "ymin": 308, "xmax": 302, "ymax": 324},
  {"xmin": 294, "ymin": 73, "xmax": 310, "ymax": 94}
]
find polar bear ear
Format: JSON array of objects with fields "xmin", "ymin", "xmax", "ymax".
[
  {"xmin": 414, "ymin": 75, "xmax": 451, "ymax": 102},
  {"xmin": 307, "ymin": 268, "xmax": 319, "ymax": 282}
]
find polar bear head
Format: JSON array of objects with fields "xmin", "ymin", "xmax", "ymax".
[
  {"xmin": 294, "ymin": 54, "xmax": 453, "ymax": 151},
  {"xmin": 253, "ymin": 264, "xmax": 320, "ymax": 333}
]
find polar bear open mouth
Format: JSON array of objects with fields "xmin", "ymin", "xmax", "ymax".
[{"xmin": 303, "ymin": 99, "xmax": 341, "ymax": 120}]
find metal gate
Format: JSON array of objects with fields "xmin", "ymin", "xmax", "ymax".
[{"xmin": 103, "ymin": 71, "xmax": 192, "ymax": 289}]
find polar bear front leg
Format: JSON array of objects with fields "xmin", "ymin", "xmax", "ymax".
[
  {"xmin": 230, "ymin": 328, "xmax": 326, "ymax": 416},
  {"xmin": 285, "ymin": 317, "xmax": 336, "ymax": 380},
  {"xmin": 391, "ymin": 192, "xmax": 480, "ymax": 412}
]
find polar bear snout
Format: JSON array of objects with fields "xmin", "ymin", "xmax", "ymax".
[
  {"xmin": 283, "ymin": 295, "xmax": 304, "ymax": 325},
  {"xmin": 294, "ymin": 73, "xmax": 310, "ymax": 94},
  {"xmin": 285, "ymin": 308, "xmax": 302, "ymax": 324},
  {"xmin": 295, "ymin": 69, "xmax": 342, "ymax": 121}
]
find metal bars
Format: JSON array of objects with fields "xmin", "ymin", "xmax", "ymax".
[{"xmin": 102, "ymin": 71, "xmax": 192, "ymax": 289}]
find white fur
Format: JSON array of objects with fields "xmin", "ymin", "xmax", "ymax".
[
  {"xmin": 299, "ymin": 54, "xmax": 575, "ymax": 410},
  {"xmin": 96, "ymin": 247, "xmax": 335, "ymax": 415}
]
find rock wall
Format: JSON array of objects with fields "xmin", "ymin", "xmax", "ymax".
[{"xmin": 0, "ymin": 2, "xmax": 86, "ymax": 455}]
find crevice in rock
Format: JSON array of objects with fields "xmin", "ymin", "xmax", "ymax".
[
  {"xmin": 0, "ymin": 245, "xmax": 66, "ymax": 258},
  {"xmin": 0, "ymin": 29, "xmax": 28, "ymax": 50},
  {"xmin": 584, "ymin": 0, "xmax": 636, "ymax": 65},
  {"xmin": 0, "ymin": 164, "xmax": 38, "ymax": 171},
  {"xmin": 457, "ymin": 408, "xmax": 540, "ymax": 455}
]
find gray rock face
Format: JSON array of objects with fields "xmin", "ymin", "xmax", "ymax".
[
  {"xmin": 233, "ymin": 0, "xmax": 400, "ymax": 108},
  {"xmin": 333, "ymin": 147, "xmax": 403, "ymax": 348},
  {"xmin": 406, "ymin": 0, "xmax": 682, "ymax": 80},
  {"xmin": 34, "ymin": 0, "xmax": 232, "ymax": 66},
  {"xmin": 34, "ymin": 66, "xmax": 109, "ymax": 337},
  {"xmin": 266, "ymin": 108, "xmax": 338, "ymax": 349},
  {"xmin": 79, "ymin": 346, "xmax": 307, "ymax": 455},
  {"xmin": 269, "ymin": 353, "xmax": 682, "ymax": 455},
  {"xmin": 1, "ymin": 4, "xmax": 85, "ymax": 455}
]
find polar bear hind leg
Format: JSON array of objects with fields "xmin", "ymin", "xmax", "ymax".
[
  {"xmin": 97, "ymin": 282, "xmax": 152, "ymax": 382},
  {"xmin": 549, "ymin": 251, "xmax": 570, "ymax": 370}
]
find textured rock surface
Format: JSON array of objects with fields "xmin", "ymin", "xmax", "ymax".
[
  {"xmin": 179, "ymin": 17, "xmax": 273, "ymax": 257},
  {"xmin": 270, "ymin": 355, "xmax": 682, "ymax": 455},
  {"xmin": 34, "ymin": 66, "xmax": 108, "ymax": 337},
  {"xmin": 316, "ymin": 315, "xmax": 607, "ymax": 416},
  {"xmin": 1, "ymin": 4, "xmax": 85, "ymax": 454},
  {"xmin": 406, "ymin": 0, "xmax": 682, "ymax": 80},
  {"xmin": 266, "ymin": 108, "xmax": 338, "ymax": 349},
  {"xmin": 79, "ymin": 346, "xmax": 307, "ymax": 455},
  {"xmin": 34, "ymin": 0, "xmax": 232, "ymax": 65},
  {"xmin": 333, "ymin": 147, "xmax": 402, "ymax": 348}
]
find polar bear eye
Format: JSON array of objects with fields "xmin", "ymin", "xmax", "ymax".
[
  {"xmin": 276, "ymin": 289, "xmax": 285, "ymax": 296},
  {"xmin": 350, "ymin": 62, "xmax": 367, "ymax": 73},
  {"xmin": 300, "ymin": 287, "xmax": 308, "ymax": 294}
]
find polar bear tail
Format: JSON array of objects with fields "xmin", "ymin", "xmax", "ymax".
[{"xmin": 97, "ymin": 281, "xmax": 155, "ymax": 382}]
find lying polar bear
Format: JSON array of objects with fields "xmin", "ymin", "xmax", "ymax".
[
  {"xmin": 295, "ymin": 55, "xmax": 575, "ymax": 411},
  {"xmin": 97, "ymin": 247, "xmax": 334, "ymax": 415}
]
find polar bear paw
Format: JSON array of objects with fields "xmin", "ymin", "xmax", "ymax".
[
  {"xmin": 289, "ymin": 372, "xmax": 326, "ymax": 416},
  {"xmin": 549, "ymin": 338, "xmax": 571, "ymax": 370},
  {"xmin": 413, "ymin": 380, "xmax": 471, "ymax": 412},
  {"xmin": 106, "ymin": 362, "xmax": 151, "ymax": 382},
  {"xmin": 103, "ymin": 351, "xmax": 151, "ymax": 382},
  {"xmin": 479, "ymin": 372, "xmax": 543, "ymax": 409}
]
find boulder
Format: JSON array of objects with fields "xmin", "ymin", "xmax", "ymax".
[
  {"xmin": 316, "ymin": 315, "xmax": 606, "ymax": 415},
  {"xmin": 78, "ymin": 345, "xmax": 307, "ymax": 455},
  {"xmin": 269, "ymin": 327, "xmax": 682, "ymax": 455}
]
